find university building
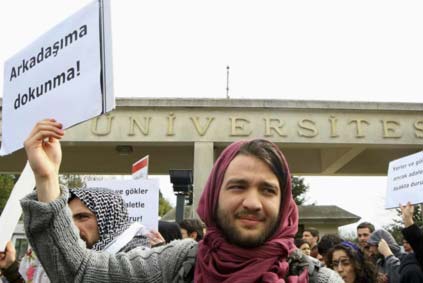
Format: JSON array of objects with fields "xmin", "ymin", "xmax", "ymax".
[{"xmin": 2, "ymin": 98, "xmax": 422, "ymax": 253}]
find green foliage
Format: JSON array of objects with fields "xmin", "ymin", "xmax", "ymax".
[
  {"xmin": 0, "ymin": 174, "xmax": 18, "ymax": 214},
  {"xmin": 339, "ymin": 230, "xmax": 358, "ymax": 242},
  {"xmin": 384, "ymin": 205, "xmax": 423, "ymax": 243},
  {"xmin": 291, "ymin": 176, "xmax": 309, "ymax": 205},
  {"xmin": 59, "ymin": 174, "xmax": 85, "ymax": 189},
  {"xmin": 159, "ymin": 191, "xmax": 173, "ymax": 217}
]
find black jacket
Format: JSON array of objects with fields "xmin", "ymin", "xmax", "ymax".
[
  {"xmin": 402, "ymin": 224, "xmax": 423, "ymax": 269},
  {"xmin": 399, "ymin": 253, "xmax": 423, "ymax": 283}
]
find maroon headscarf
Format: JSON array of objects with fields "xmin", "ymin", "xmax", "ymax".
[{"xmin": 195, "ymin": 140, "xmax": 308, "ymax": 283}]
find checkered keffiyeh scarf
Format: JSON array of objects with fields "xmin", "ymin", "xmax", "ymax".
[{"xmin": 69, "ymin": 187, "xmax": 146, "ymax": 251}]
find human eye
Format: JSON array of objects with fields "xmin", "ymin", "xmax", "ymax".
[
  {"xmin": 332, "ymin": 258, "xmax": 350, "ymax": 269},
  {"xmin": 262, "ymin": 186, "xmax": 277, "ymax": 195},
  {"xmin": 74, "ymin": 214, "xmax": 89, "ymax": 221},
  {"xmin": 340, "ymin": 259, "xmax": 351, "ymax": 266},
  {"xmin": 331, "ymin": 261, "xmax": 340, "ymax": 269},
  {"xmin": 227, "ymin": 183, "xmax": 244, "ymax": 190}
]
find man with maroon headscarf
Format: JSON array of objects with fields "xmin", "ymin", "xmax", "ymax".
[
  {"xmin": 19, "ymin": 119, "xmax": 342, "ymax": 282},
  {"xmin": 194, "ymin": 139, "xmax": 342, "ymax": 282}
]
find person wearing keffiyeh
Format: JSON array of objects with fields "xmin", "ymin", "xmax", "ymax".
[
  {"xmin": 20, "ymin": 119, "xmax": 344, "ymax": 283},
  {"xmin": 0, "ymin": 187, "xmax": 149, "ymax": 283},
  {"xmin": 68, "ymin": 187, "xmax": 149, "ymax": 252}
]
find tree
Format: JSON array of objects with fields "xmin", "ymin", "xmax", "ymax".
[
  {"xmin": 0, "ymin": 174, "xmax": 19, "ymax": 214},
  {"xmin": 340, "ymin": 230, "xmax": 358, "ymax": 242},
  {"xmin": 59, "ymin": 174, "xmax": 85, "ymax": 189},
  {"xmin": 384, "ymin": 205, "xmax": 423, "ymax": 243},
  {"xmin": 291, "ymin": 176, "xmax": 309, "ymax": 205},
  {"xmin": 159, "ymin": 191, "xmax": 173, "ymax": 217},
  {"xmin": 291, "ymin": 176, "xmax": 311, "ymax": 239}
]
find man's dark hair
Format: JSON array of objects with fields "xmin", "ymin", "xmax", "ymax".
[
  {"xmin": 357, "ymin": 222, "xmax": 375, "ymax": 233},
  {"xmin": 317, "ymin": 234, "xmax": 343, "ymax": 259},
  {"xmin": 179, "ymin": 218, "xmax": 204, "ymax": 241},
  {"xmin": 238, "ymin": 139, "xmax": 287, "ymax": 190},
  {"xmin": 304, "ymin": 227, "xmax": 320, "ymax": 241},
  {"xmin": 158, "ymin": 221, "xmax": 182, "ymax": 243}
]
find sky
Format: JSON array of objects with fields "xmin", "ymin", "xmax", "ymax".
[{"xmin": 1, "ymin": 0, "xmax": 423, "ymax": 236}]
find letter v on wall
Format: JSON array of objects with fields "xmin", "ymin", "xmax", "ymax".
[{"xmin": 190, "ymin": 117, "xmax": 215, "ymax": 136}]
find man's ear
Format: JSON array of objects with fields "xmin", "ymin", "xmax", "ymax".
[{"xmin": 189, "ymin": 231, "xmax": 198, "ymax": 240}]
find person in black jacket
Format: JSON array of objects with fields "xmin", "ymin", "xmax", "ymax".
[
  {"xmin": 399, "ymin": 202, "xmax": 423, "ymax": 282},
  {"xmin": 399, "ymin": 252, "xmax": 423, "ymax": 283}
]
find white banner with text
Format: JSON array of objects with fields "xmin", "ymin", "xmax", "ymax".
[
  {"xmin": 86, "ymin": 179, "xmax": 160, "ymax": 231},
  {"xmin": 1, "ymin": 0, "xmax": 114, "ymax": 155},
  {"xmin": 385, "ymin": 151, "xmax": 423, "ymax": 209}
]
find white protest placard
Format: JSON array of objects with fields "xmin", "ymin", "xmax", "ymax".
[
  {"xmin": 86, "ymin": 179, "xmax": 160, "ymax": 231},
  {"xmin": 0, "ymin": 162, "xmax": 35, "ymax": 251},
  {"xmin": 385, "ymin": 151, "xmax": 423, "ymax": 209},
  {"xmin": 1, "ymin": 0, "xmax": 114, "ymax": 156}
]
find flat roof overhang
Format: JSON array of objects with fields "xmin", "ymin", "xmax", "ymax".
[{"xmin": 1, "ymin": 98, "xmax": 422, "ymax": 176}]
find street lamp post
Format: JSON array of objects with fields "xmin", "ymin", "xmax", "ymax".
[{"xmin": 169, "ymin": 169, "xmax": 193, "ymax": 223}]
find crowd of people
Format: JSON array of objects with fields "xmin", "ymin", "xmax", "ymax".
[
  {"xmin": 294, "ymin": 207, "xmax": 423, "ymax": 283},
  {"xmin": 0, "ymin": 119, "xmax": 422, "ymax": 282}
]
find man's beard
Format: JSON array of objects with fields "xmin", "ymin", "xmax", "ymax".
[{"xmin": 216, "ymin": 207, "xmax": 279, "ymax": 248}]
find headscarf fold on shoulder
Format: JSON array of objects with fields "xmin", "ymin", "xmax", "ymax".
[{"xmin": 195, "ymin": 139, "xmax": 308, "ymax": 283}]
